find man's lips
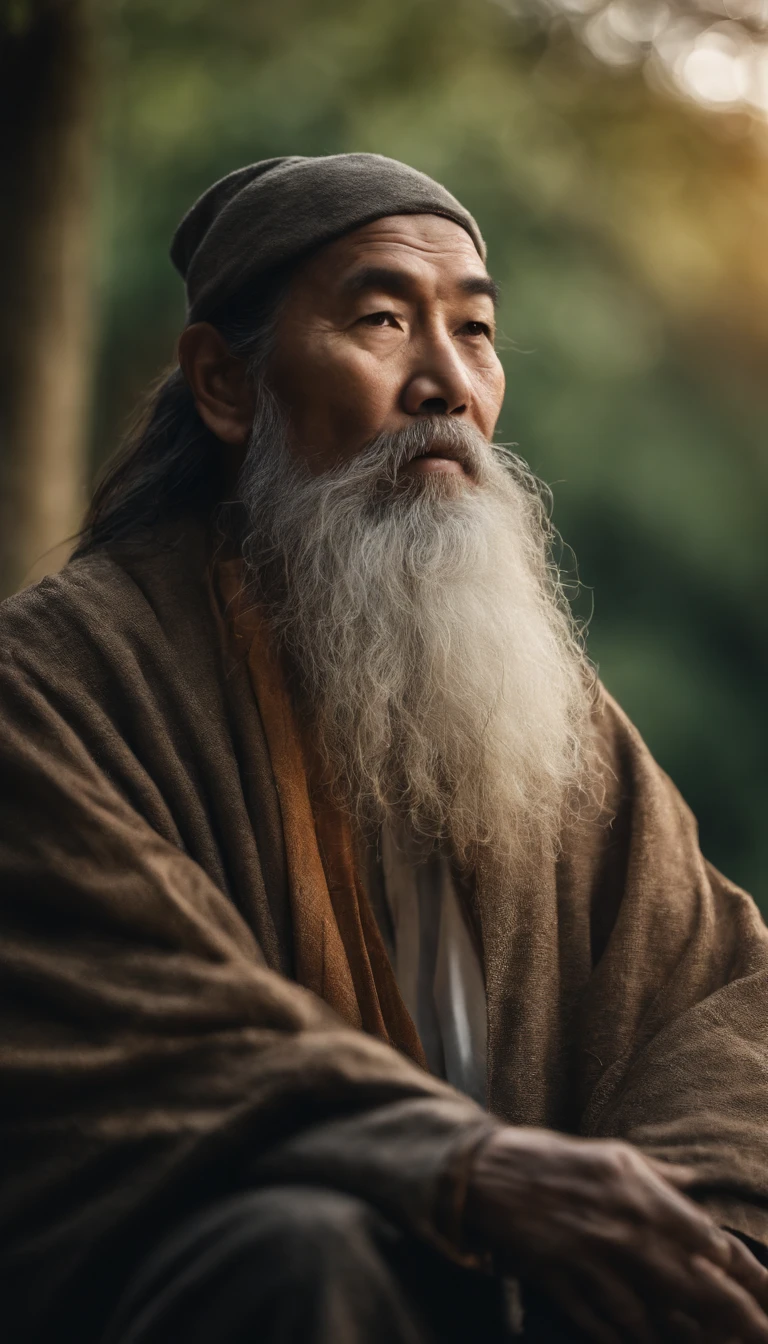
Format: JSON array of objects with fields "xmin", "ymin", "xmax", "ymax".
[
  {"xmin": 403, "ymin": 448, "xmax": 470, "ymax": 477},
  {"xmin": 406, "ymin": 454, "xmax": 466, "ymax": 476}
]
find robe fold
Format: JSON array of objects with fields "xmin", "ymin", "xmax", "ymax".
[{"xmin": 1, "ymin": 520, "xmax": 767, "ymax": 1344}]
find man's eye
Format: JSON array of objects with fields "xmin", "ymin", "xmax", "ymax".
[
  {"xmin": 462, "ymin": 320, "xmax": 491, "ymax": 338},
  {"xmin": 360, "ymin": 311, "xmax": 397, "ymax": 327}
]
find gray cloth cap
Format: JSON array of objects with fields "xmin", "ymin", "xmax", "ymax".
[{"xmin": 171, "ymin": 153, "xmax": 486, "ymax": 322}]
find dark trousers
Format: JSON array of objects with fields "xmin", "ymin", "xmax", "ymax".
[{"xmin": 100, "ymin": 1186, "xmax": 580, "ymax": 1344}]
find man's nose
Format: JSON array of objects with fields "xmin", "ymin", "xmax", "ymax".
[{"xmin": 401, "ymin": 341, "xmax": 471, "ymax": 417}]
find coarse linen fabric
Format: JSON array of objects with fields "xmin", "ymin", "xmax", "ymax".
[
  {"xmin": 2, "ymin": 520, "xmax": 768, "ymax": 1344},
  {"xmin": 170, "ymin": 153, "xmax": 486, "ymax": 322}
]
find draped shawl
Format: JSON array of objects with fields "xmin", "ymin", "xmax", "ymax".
[{"xmin": 2, "ymin": 521, "xmax": 767, "ymax": 1344}]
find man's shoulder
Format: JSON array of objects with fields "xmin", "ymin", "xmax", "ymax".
[
  {"xmin": 4, "ymin": 545, "xmax": 133, "ymax": 621},
  {"xmin": 0, "ymin": 549, "xmax": 140, "ymax": 674},
  {"xmin": 0, "ymin": 522, "xmax": 215, "ymax": 697}
]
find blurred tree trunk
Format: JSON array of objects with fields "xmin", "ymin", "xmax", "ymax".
[{"xmin": 0, "ymin": 0, "xmax": 98, "ymax": 597}]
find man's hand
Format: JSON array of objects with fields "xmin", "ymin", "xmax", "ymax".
[{"xmin": 464, "ymin": 1127, "xmax": 768, "ymax": 1344}]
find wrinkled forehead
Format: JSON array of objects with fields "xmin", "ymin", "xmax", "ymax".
[{"xmin": 289, "ymin": 213, "xmax": 496, "ymax": 306}]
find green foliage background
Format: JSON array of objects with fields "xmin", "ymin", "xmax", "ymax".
[{"xmin": 95, "ymin": 0, "xmax": 768, "ymax": 906}]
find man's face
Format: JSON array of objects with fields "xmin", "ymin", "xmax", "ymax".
[
  {"xmin": 267, "ymin": 214, "xmax": 506, "ymax": 482},
  {"xmin": 239, "ymin": 214, "xmax": 589, "ymax": 868}
]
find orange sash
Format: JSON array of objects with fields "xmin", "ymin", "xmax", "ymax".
[{"xmin": 217, "ymin": 559, "xmax": 425, "ymax": 1067}]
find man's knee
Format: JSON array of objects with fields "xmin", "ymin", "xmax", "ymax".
[
  {"xmin": 102, "ymin": 1186, "xmax": 400, "ymax": 1344},
  {"xmin": 213, "ymin": 1184, "xmax": 387, "ymax": 1274}
]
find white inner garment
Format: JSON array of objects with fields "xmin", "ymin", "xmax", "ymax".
[{"xmin": 379, "ymin": 825, "xmax": 488, "ymax": 1106}]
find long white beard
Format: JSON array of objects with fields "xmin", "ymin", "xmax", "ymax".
[{"xmin": 240, "ymin": 406, "xmax": 594, "ymax": 875}]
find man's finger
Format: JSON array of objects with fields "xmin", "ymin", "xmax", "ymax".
[
  {"xmin": 578, "ymin": 1265, "xmax": 660, "ymax": 1344},
  {"xmin": 720, "ymin": 1234, "xmax": 768, "ymax": 1314},
  {"xmin": 638, "ymin": 1169, "xmax": 745, "ymax": 1272},
  {"xmin": 646, "ymin": 1158, "xmax": 700, "ymax": 1191},
  {"xmin": 687, "ymin": 1254, "xmax": 768, "ymax": 1344},
  {"xmin": 639, "ymin": 1157, "xmax": 767, "ymax": 1305},
  {"xmin": 630, "ymin": 1242, "xmax": 766, "ymax": 1344}
]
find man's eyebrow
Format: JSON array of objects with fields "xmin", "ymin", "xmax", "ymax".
[
  {"xmin": 459, "ymin": 274, "xmax": 500, "ymax": 307},
  {"xmin": 339, "ymin": 265, "xmax": 499, "ymax": 308}
]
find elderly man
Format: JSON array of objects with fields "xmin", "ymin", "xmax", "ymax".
[{"xmin": 2, "ymin": 154, "xmax": 767, "ymax": 1344}]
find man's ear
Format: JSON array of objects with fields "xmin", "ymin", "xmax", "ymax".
[{"xmin": 177, "ymin": 323, "xmax": 255, "ymax": 446}]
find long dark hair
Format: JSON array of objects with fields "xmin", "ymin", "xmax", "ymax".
[{"xmin": 74, "ymin": 268, "xmax": 292, "ymax": 558}]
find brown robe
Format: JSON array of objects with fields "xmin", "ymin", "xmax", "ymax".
[{"xmin": 1, "ymin": 521, "xmax": 767, "ymax": 1344}]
